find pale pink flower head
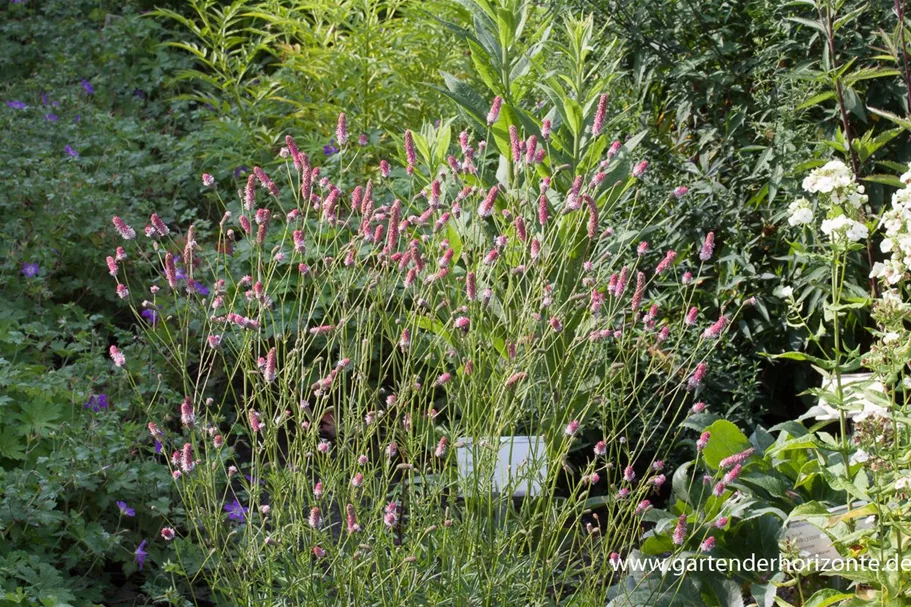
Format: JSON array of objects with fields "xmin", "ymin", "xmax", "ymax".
[
  {"xmin": 592, "ymin": 93, "xmax": 608, "ymax": 136},
  {"xmin": 696, "ymin": 431, "xmax": 711, "ymax": 452},
  {"xmin": 700, "ymin": 537, "xmax": 716, "ymax": 552},
  {"xmin": 691, "ymin": 401, "xmax": 706, "ymax": 414},
  {"xmin": 607, "ymin": 140, "xmax": 622, "ymax": 159},
  {"xmin": 404, "ymin": 130, "xmax": 416, "ymax": 172},
  {"xmin": 672, "ymin": 514, "xmax": 687, "ymax": 545},
  {"xmin": 112, "ymin": 216, "xmax": 136, "ymax": 240},
  {"xmin": 687, "ymin": 362, "xmax": 707, "ymax": 390},
  {"xmin": 180, "ymin": 442, "xmax": 195, "ymax": 473},
  {"xmin": 654, "ymin": 250, "xmax": 677, "ymax": 275},
  {"xmin": 202, "ymin": 173, "xmax": 215, "ymax": 187},
  {"xmin": 719, "ymin": 448, "xmax": 755, "ymax": 470},
  {"xmin": 161, "ymin": 527, "xmax": 176, "ymax": 541},
  {"xmin": 682, "ymin": 271, "xmax": 694, "ymax": 285},
  {"xmin": 565, "ymin": 420, "xmax": 580, "ymax": 436},
  {"xmin": 180, "ymin": 396, "xmax": 195, "ymax": 427},
  {"xmin": 541, "ymin": 118, "xmax": 552, "ymax": 140},
  {"xmin": 263, "ymin": 347, "xmax": 278, "ymax": 383},
  {"xmin": 487, "ymin": 96, "xmax": 503, "ymax": 125},
  {"xmin": 249, "ymin": 410, "xmax": 264, "ymax": 432},
  {"xmin": 702, "ymin": 315, "xmax": 728, "ymax": 339},
  {"xmin": 700, "ymin": 231, "xmax": 716, "ymax": 261},
  {"xmin": 509, "ymin": 125, "xmax": 520, "ymax": 162},
  {"xmin": 109, "ymin": 345, "xmax": 126, "ymax": 367},
  {"xmin": 672, "ymin": 186, "xmax": 688, "ymax": 198},
  {"xmin": 632, "ymin": 160, "xmax": 649, "ymax": 178},
  {"xmin": 594, "ymin": 440, "xmax": 607, "ymax": 456},
  {"xmin": 309, "ymin": 506, "xmax": 322, "ymax": 528},
  {"xmin": 336, "ymin": 112, "xmax": 348, "ymax": 146},
  {"xmin": 435, "ymin": 436, "xmax": 448, "ymax": 458},
  {"xmin": 685, "ymin": 306, "xmax": 699, "ymax": 326}
]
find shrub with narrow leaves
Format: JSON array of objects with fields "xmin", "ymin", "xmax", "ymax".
[{"xmin": 106, "ymin": 107, "xmax": 743, "ymax": 605}]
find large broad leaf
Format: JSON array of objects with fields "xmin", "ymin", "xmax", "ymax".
[
  {"xmin": 868, "ymin": 106, "xmax": 911, "ymax": 131},
  {"xmin": 802, "ymin": 589, "xmax": 854, "ymax": 607},
  {"xmin": 701, "ymin": 420, "xmax": 752, "ymax": 470}
]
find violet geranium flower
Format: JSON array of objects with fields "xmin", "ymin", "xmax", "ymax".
[
  {"xmin": 135, "ymin": 540, "xmax": 148, "ymax": 570},
  {"xmin": 21, "ymin": 262, "xmax": 39, "ymax": 278},
  {"xmin": 117, "ymin": 501, "xmax": 136, "ymax": 517},
  {"xmin": 224, "ymin": 499, "xmax": 247, "ymax": 522}
]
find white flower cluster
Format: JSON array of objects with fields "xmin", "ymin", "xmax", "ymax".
[
  {"xmin": 787, "ymin": 198, "xmax": 813, "ymax": 226},
  {"xmin": 789, "ymin": 160, "xmax": 869, "ymax": 244},
  {"xmin": 871, "ymin": 175, "xmax": 911, "ymax": 285},
  {"xmin": 820, "ymin": 214, "xmax": 868, "ymax": 243},
  {"xmin": 802, "ymin": 160, "xmax": 868, "ymax": 208}
]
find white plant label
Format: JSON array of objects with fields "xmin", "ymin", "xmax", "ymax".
[{"xmin": 456, "ymin": 436, "xmax": 547, "ymax": 497}]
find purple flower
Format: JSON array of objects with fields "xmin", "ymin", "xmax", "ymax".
[
  {"xmin": 117, "ymin": 501, "xmax": 136, "ymax": 517},
  {"xmin": 323, "ymin": 138, "xmax": 339, "ymax": 156},
  {"xmin": 81, "ymin": 79, "xmax": 94, "ymax": 95},
  {"xmin": 133, "ymin": 89, "xmax": 146, "ymax": 99},
  {"xmin": 65, "ymin": 145, "xmax": 78, "ymax": 158},
  {"xmin": 6, "ymin": 100, "xmax": 27, "ymax": 109},
  {"xmin": 45, "ymin": 113, "xmax": 58, "ymax": 122},
  {"xmin": 141, "ymin": 309, "xmax": 158, "ymax": 326},
  {"xmin": 21, "ymin": 262, "xmax": 39, "ymax": 278},
  {"xmin": 188, "ymin": 280, "xmax": 210, "ymax": 296},
  {"xmin": 225, "ymin": 499, "xmax": 247, "ymax": 522},
  {"xmin": 135, "ymin": 540, "xmax": 148, "ymax": 570},
  {"xmin": 84, "ymin": 393, "xmax": 109, "ymax": 412},
  {"xmin": 40, "ymin": 92, "xmax": 49, "ymax": 105},
  {"xmin": 154, "ymin": 440, "xmax": 163, "ymax": 454},
  {"xmin": 73, "ymin": 114, "xmax": 80, "ymax": 123},
  {"xmin": 234, "ymin": 165, "xmax": 249, "ymax": 178}
]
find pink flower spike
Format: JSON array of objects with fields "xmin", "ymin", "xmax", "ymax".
[
  {"xmin": 109, "ymin": 345, "xmax": 126, "ymax": 367},
  {"xmin": 336, "ymin": 112, "xmax": 348, "ymax": 146},
  {"xmin": 263, "ymin": 347, "xmax": 277, "ymax": 383},
  {"xmin": 509, "ymin": 125, "xmax": 520, "ymax": 162},
  {"xmin": 404, "ymin": 130, "xmax": 416, "ymax": 173},
  {"xmin": 700, "ymin": 537, "xmax": 716, "ymax": 552},
  {"xmin": 700, "ymin": 232, "xmax": 716, "ymax": 261},
  {"xmin": 565, "ymin": 420, "xmax": 580, "ymax": 436},
  {"xmin": 696, "ymin": 431, "xmax": 711, "ymax": 452},
  {"xmin": 592, "ymin": 94, "xmax": 608, "ymax": 136},
  {"xmin": 112, "ymin": 216, "xmax": 136, "ymax": 240},
  {"xmin": 672, "ymin": 514, "xmax": 687, "ymax": 545},
  {"xmin": 702, "ymin": 315, "xmax": 729, "ymax": 340},
  {"xmin": 487, "ymin": 96, "xmax": 503, "ymax": 125}
]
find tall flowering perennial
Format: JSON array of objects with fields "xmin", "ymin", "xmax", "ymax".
[
  {"xmin": 104, "ymin": 108, "xmax": 743, "ymax": 605},
  {"xmin": 871, "ymin": 165, "xmax": 911, "ymax": 284}
]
